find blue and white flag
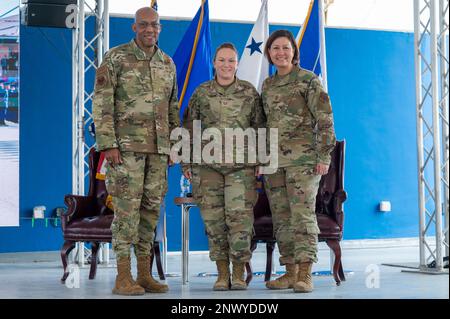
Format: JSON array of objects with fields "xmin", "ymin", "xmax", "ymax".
[
  {"xmin": 172, "ymin": 0, "xmax": 213, "ymax": 121},
  {"xmin": 296, "ymin": 0, "xmax": 328, "ymax": 90},
  {"xmin": 236, "ymin": 0, "xmax": 269, "ymax": 92},
  {"xmin": 150, "ymin": 0, "xmax": 158, "ymax": 11}
]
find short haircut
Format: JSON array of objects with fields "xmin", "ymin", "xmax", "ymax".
[
  {"xmin": 134, "ymin": 7, "xmax": 159, "ymax": 23},
  {"xmin": 264, "ymin": 29, "xmax": 299, "ymax": 66},
  {"xmin": 213, "ymin": 42, "xmax": 238, "ymax": 61}
]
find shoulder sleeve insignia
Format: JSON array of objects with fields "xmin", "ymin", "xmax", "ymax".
[
  {"xmin": 95, "ymin": 64, "xmax": 111, "ymax": 89},
  {"xmin": 319, "ymin": 92, "xmax": 329, "ymax": 104}
]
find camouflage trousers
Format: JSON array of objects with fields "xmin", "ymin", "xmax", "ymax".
[
  {"xmin": 192, "ymin": 166, "xmax": 257, "ymax": 263},
  {"xmin": 105, "ymin": 151, "xmax": 168, "ymax": 259},
  {"xmin": 264, "ymin": 166, "xmax": 321, "ymax": 264}
]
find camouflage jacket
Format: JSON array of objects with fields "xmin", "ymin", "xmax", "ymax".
[
  {"xmin": 261, "ymin": 66, "xmax": 336, "ymax": 168},
  {"xmin": 92, "ymin": 39, "xmax": 179, "ymax": 154},
  {"xmin": 183, "ymin": 78, "xmax": 265, "ymax": 168}
]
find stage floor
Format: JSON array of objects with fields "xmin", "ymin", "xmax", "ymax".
[{"xmin": 0, "ymin": 238, "xmax": 448, "ymax": 299}]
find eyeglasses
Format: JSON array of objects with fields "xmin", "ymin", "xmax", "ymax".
[{"xmin": 137, "ymin": 22, "xmax": 162, "ymax": 30}]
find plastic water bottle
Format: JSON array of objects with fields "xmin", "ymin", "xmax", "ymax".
[{"xmin": 180, "ymin": 175, "xmax": 191, "ymax": 197}]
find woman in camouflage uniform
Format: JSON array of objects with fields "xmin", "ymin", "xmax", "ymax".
[
  {"xmin": 183, "ymin": 43, "xmax": 265, "ymax": 290},
  {"xmin": 261, "ymin": 30, "xmax": 336, "ymax": 293}
]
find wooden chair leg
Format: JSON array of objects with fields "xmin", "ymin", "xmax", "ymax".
[
  {"xmin": 89, "ymin": 242, "xmax": 100, "ymax": 280},
  {"xmin": 60, "ymin": 240, "xmax": 76, "ymax": 283},
  {"xmin": 245, "ymin": 240, "xmax": 257, "ymax": 285},
  {"xmin": 153, "ymin": 241, "xmax": 165, "ymax": 280},
  {"xmin": 326, "ymin": 239, "xmax": 343, "ymax": 285},
  {"xmin": 250, "ymin": 240, "xmax": 257, "ymax": 253},
  {"xmin": 338, "ymin": 260, "xmax": 346, "ymax": 282},
  {"xmin": 265, "ymin": 241, "xmax": 275, "ymax": 282},
  {"xmin": 245, "ymin": 261, "xmax": 253, "ymax": 285}
]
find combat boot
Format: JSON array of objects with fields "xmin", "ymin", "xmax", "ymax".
[
  {"xmin": 112, "ymin": 256, "xmax": 145, "ymax": 296},
  {"xmin": 136, "ymin": 255, "xmax": 169, "ymax": 293},
  {"xmin": 213, "ymin": 260, "xmax": 230, "ymax": 291},
  {"xmin": 293, "ymin": 261, "xmax": 314, "ymax": 293},
  {"xmin": 265, "ymin": 264, "xmax": 297, "ymax": 289},
  {"xmin": 230, "ymin": 262, "xmax": 247, "ymax": 290}
]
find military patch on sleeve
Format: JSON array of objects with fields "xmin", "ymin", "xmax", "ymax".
[
  {"xmin": 97, "ymin": 75, "xmax": 106, "ymax": 86},
  {"xmin": 95, "ymin": 64, "xmax": 110, "ymax": 89},
  {"xmin": 319, "ymin": 92, "xmax": 329, "ymax": 104}
]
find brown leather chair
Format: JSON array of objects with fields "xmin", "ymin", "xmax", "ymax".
[
  {"xmin": 249, "ymin": 140, "xmax": 347, "ymax": 285},
  {"xmin": 60, "ymin": 148, "xmax": 164, "ymax": 283}
]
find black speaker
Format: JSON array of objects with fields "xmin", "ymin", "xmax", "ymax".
[{"xmin": 21, "ymin": 2, "xmax": 78, "ymax": 29}]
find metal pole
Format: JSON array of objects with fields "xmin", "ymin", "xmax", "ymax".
[
  {"xmin": 186, "ymin": 206, "xmax": 190, "ymax": 281},
  {"xmin": 95, "ymin": 0, "xmax": 112, "ymax": 266},
  {"xmin": 102, "ymin": 4, "xmax": 110, "ymax": 264},
  {"xmin": 103, "ymin": 0, "xmax": 109, "ymax": 52},
  {"xmin": 72, "ymin": 5, "xmax": 79, "ymax": 198},
  {"xmin": 76, "ymin": 0, "xmax": 86, "ymax": 267},
  {"xmin": 414, "ymin": 0, "xmax": 427, "ymax": 268},
  {"xmin": 319, "ymin": 0, "xmax": 328, "ymax": 91},
  {"xmin": 181, "ymin": 204, "xmax": 187, "ymax": 284},
  {"xmin": 96, "ymin": 0, "xmax": 103, "ymax": 64},
  {"xmin": 77, "ymin": 0, "xmax": 85, "ymax": 197},
  {"xmin": 439, "ymin": 0, "xmax": 449, "ymax": 258},
  {"xmin": 163, "ymin": 206, "xmax": 168, "ymax": 273},
  {"xmin": 430, "ymin": 0, "xmax": 444, "ymax": 271},
  {"xmin": 329, "ymin": 248, "xmax": 334, "ymax": 274}
]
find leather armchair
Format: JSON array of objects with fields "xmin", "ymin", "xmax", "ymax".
[
  {"xmin": 60, "ymin": 148, "xmax": 164, "ymax": 283},
  {"xmin": 249, "ymin": 140, "xmax": 347, "ymax": 285}
]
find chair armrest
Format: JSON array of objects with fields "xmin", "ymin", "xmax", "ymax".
[
  {"xmin": 332, "ymin": 189, "xmax": 347, "ymax": 228},
  {"xmin": 333, "ymin": 190, "xmax": 347, "ymax": 211},
  {"xmin": 62, "ymin": 195, "xmax": 96, "ymax": 231}
]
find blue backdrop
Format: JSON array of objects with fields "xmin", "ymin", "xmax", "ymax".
[{"xmin": 0, "ymin": 16, "xmax": 417, "ymax": 253}]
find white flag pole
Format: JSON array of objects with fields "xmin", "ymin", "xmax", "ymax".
[{"xmin": 319, "ymin": 0, "xmax": 328, "ymax": 91}]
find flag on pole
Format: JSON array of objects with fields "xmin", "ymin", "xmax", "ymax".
[
  {"xmin": 296, "ymin": 0, "xmax": 328, "ymax": 90},
  {"xmin": 236, "ymin": 0, "xmax": 269, "ymax": 92},
  {"xmin": 172, "ymin": 0, "xmax": 213, "ymax": 121},
  {"xmin": 151, "ymin": 1, "xmax": 159, "ymax": 47},
  {"xmin": 150, "ymin": 0, "xmax": 158, "ymax": 11}
]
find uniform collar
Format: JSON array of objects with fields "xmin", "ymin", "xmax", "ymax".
[
  {"xmin": 210, "ymin": 77, "xmax": 244, "ymax": 95},
  {"xmin": 272, "ymin": 66, "xmax": 301, "ymax": 87},
  {"xmin": 130, "ymin": 39, "xmax": 164, "ymax": 62}
]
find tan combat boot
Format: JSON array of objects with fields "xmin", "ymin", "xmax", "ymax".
[
  {"xmin": 230, "ymin": 262, "xmax": 247, "ymax": 290},
  {"xmin": 293, "ymin": 261, "xmax": 314, "ymax": 293},
  {"xmin": 112, "ymin": 256, "xmax": 145, "ymax": 296},
  {"xmin": 265, "ymin": 264, "xmax": 297, "ymax": 289},
  {"xmin": 136, "ymin": 255, "xmax": 169, "ymax": 293},
  {"xmin": 213, "ymin": 260, "xmax": 230, "ymax": 291}
]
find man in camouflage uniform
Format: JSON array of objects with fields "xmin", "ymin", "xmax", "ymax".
[
  {"xmin": 261, "ymin": 30, "xmax": 336, "ymax": 293},
  {"xmin": 183, "ymin": 43, "xmax": 265, "ymax": 290},
  {"xmin": 92, "ymin": 7, "xmax": 179, "ymax": 295}
]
